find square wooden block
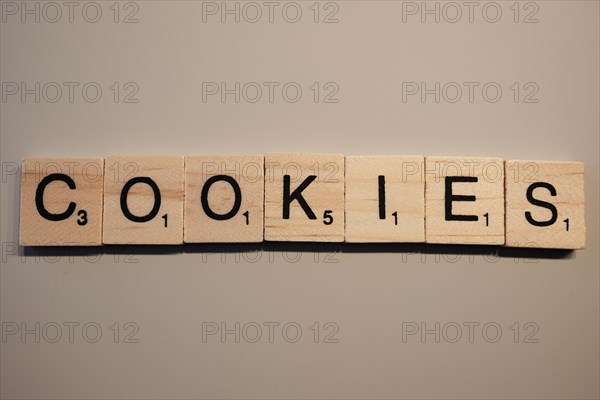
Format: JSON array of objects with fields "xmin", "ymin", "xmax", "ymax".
[
  {"xmin": 264, "ymin": 153, "xmax": 345, "ymax": 242},
  {"xmin": 19, "ymin": 157, "xmax": 104, "ymax": 246},
  {"xmin": 345, "ymin": 155, "xmax": 425, "ymax": 242},
  {"xmin": 505, "ymin": 160, "xmax": 585, "ymax": 249},
  {"xmin": 102, "ymin": 156, "xmax": 184, "ymax": 244},
  {"xmin": 425, "ymin": 156, "xmax": 505, "ymax": 245},
  {"xmin": 184, "ymin": 155, "xmax": 264, "ymax": 243}
]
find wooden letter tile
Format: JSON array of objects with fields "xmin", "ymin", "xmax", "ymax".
[
  {"xmin": 505, "ymin": 160, "xmax": 585, "ymax": 249},
  {"xmin": 184, "ymin": 155, "xmax": 264, "ymax": 243},
  {"xmin": 264, "ymin": 153, "xmax": 344, "ymax": 242},
  {"xmin": 102, "ymin": 156, "xmax": 184, "ymax": 244},
  {"xmin": 345, "ymin": 155, "xmax": 425, "ymax": 242},
  {"xmin": 425, "ymin": 156, "xmax": 505, "ymax": 245},
  {"xmin": 20, "ymin": 157, "xmax": 104, "ymax": 246}
]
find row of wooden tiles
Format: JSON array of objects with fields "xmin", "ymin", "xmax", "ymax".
[{"xmin": 19, "ymin": 154, "xmax": 586, "ymax": 249}]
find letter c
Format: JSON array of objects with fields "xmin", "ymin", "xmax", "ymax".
[{"xmin": 35, "ymin": 173, "xmax": 77, "ymax": 221}]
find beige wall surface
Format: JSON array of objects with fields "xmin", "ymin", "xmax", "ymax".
[{"xmin": 1, "ymin": 1, "xmax": 598, "ymax": 399}]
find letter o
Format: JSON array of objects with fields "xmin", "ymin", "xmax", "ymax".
[
  {"xmin": 120, "ymin": 177, "xmax": 162, "ymax": 223},
  {"xmin": 201, "ymin": 175, "xmax": 242, "ymax": 220},
  {"xmin": 242, "ymin": 322, "xmax": 262, "ymax": 343},
  {"xmin": 482, "ymin": 322, "xmax": 502, "ymax": 343},
  {"xmin": 282, "ymin": 322, "xmax": 302, "ymax": 343}
]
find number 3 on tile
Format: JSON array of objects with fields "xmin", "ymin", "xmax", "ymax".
[{"xmin": 77, "ymin": 210, "xmax": 88, "ymax": 226}]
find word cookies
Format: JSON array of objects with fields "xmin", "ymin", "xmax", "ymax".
[{"xmin": 19, "ymin": 154, "xmax": 585, "ymax": 249}]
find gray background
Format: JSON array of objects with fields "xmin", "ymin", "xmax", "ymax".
[{"xmin": 1, "ymin": 1, "xmax": 599, "ymax": 399}]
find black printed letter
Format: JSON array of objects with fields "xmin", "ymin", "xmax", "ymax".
[
  {"xmin": 283, "ymin": 175, "xmax": 317, "ymax": 219},
  {"xmin": 525, "ymin": 182, "xmax": 558, "ymax": 227},
  {"xmin": 445, "ymin": 176, "xmax": 479, "ymax": 221},
  {"xmin": 201, "ymin": 175, "xmax": 242, "ymax": 221},
  {"xmin": 120, "ymin": 177, "xmax": 161, "ymax": 223},
  {"xmin": 35, "ymin": 173, "xmax": 76, "ymax": 221}
]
